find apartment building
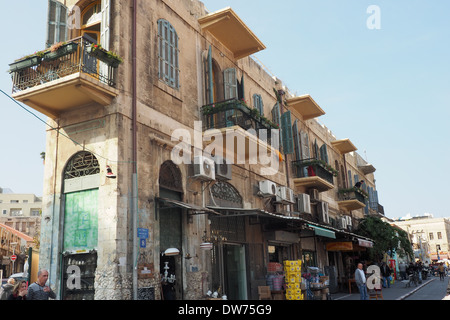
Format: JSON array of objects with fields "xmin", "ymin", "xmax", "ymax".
[
  {"xmin": 394, "ymin": 216, "xmax": 450, "ymax": 263},
  {"xmin": 8, "ymin": 0, "xmax": 384, "ymax": 300}
]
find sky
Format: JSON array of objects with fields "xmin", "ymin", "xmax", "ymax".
[{"xmin": 0, "ymin": 1, "xmax": 449, "ymax": 220}]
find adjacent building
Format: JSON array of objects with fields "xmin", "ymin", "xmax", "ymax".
[{"xmin": 8, "ymin": 0, "xmax": 385, "ymax": 300}]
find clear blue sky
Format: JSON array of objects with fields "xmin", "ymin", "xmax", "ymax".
[{"xmin": 1, "ymin": 1, "xmax": 449, "ymax": 220}]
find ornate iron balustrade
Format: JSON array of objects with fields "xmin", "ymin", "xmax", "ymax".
[
  {"xmin": 10, "ymin": 36, "xmax": 119, "ymax": 93},
  {"xmin": 291, "ymin": 158, "xmax": 335, "ymax": 185},
  {"xmin": 201, "ymin": 98, "xmax": 278, "ymax": 144},
  {"xmin": 338, "ymin": 187, "xmax": 367, "ymax": 204}
]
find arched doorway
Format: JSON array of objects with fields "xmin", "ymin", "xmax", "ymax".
[
  {"xmin": 61, "ymin": 151, "xmax": 100, "ymax": 300},
  {"xmin": 158, "ymin": 160, "xmax": 183, "ymax": 300}
]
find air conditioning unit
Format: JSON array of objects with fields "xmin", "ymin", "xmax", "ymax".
[
  {"xmin": 317, "ymin": 201, "xmax": 329, "ymax": 224},
  {"xmin": 345, "ymin": 216, "xmax": 353, "ymax": 231},
  {"xmin": 276, "ymin": 186, "xmax": 287, "ymax": 203},
  {"xmin": 337, "ymin": 217, "xmax": 347, "ymax": 230},
  {"xmin": 193, "ymin": 156, "xmax": 215, "ymax": 181},
  {"xmin": 309, "ymin": 188, "xmax": 319, "ymax": 202},
  {"xmin": 297, "ymin": 193, "xmax": 311, "ymax": 214},
  {"xmin": 277, "ymin": 187, "xmax": 295, "ymax": 204},
  {"xmin": 259, "ymin": 180, "xmax": 277, "ymax": 197},
  {"xmin": 215, "ymin": 157, "xmax": 232, "ymax": 180}
]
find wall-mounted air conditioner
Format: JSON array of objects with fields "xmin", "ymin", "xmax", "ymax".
[
  {"xmin": 259, "ymin": 180, "xmax": 277, "ymax": 197},
  {"xmin": 345, "ymin": 216, "xmax": 353, "ymax": 231},
  {"xmin": 193, "ymin": 156, "xmax": 215, "ymax": 181},
  {"xmin": 297, "ymin": 193, "xmax": 311, "ymax": 214},
  {"xmin": 215, "ymin": 157, "xmax": 232, "ymax": 180},
  {"xmin": 276, "ymin": 186, "xmax": 287, "ymax": 202},
  {"xmin": 337, "ymin": 217, "xmax": 347, "ymax": 230},
  {"xmin": 317, "ymin": 201, "xmax": 329, "ymax": 224},
  {"xmin": 309, "ymin": 188, "xmax": 319, "ymax": 202}
]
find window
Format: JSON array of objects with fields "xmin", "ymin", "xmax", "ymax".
[
  {"xmin": 438, "ymin": 232, "xmax": 442, "ymax": 240},
  {"xmin": 253, "ymin": 94, "xmax": 264, "ymax": 116},
  {"xmin": 158, "ymin": 19, "xmax": 180, "ymax": 89},
  {"xmin": 429, "ymin": 233, "xmax": 434, "ymax": 240},
  {"xmin": 47, "ymin": 0, "xmax": 68, "ymax": 47}
]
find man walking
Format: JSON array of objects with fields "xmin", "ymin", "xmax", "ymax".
[
  {"xmin": 28, "ymin": 269, "xmax": 56, "ymax": 300},
  {"xmin": 355, "ymin": 263, "xmax": 368, "ymax": 300}
]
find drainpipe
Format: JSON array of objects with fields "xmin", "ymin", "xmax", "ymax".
[{"xmin": 132, "ymin": 0, "xmax": 138, "ymax": 301}]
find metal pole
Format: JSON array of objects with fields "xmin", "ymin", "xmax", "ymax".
[{"xmin": 132, "ymin": 0, "xmax": 138, "ymax": 301}]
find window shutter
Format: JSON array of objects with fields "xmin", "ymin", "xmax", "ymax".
[
  {"xmin": 253, "ymin": 94, "xmax": 264, "ymax": 116},
  {"xmin": 348, "ymin": 170, "xmax": 353, "ymax": 188},
  {"xmin": 207, "ymin": 46, "xmax": 214, "ymax": 104},
  {"xmin": 319, "ymin": 144, "xmax": 329, "ymax": 164},
  {"xmin": 271, "ymin": 102, "xmax": 281, "ymax": 126},
  {"xmin": 354, "ymin": 174, "xmax": 359, "ymax": 186},
  {"xmin": 313, "ymin": 140, "xmax": 319, "ymax": 160},
  {"xmin": 224, "ymin": 68, "xmax": 237, "ymax": 99},
  {"xmin": 293, "ymin": 120, "xmax": 301, "ymax": 161},
  {"xmin": 281, "ymin": 111, "xmax": 294, "ymax": 154},
  {"xmin": 300, "ymin": 131, "xmax": 310, "ymax": 160},
  {"xmin": 158, "ymin": 19, "xmax": 179, "ymax": 88},
  {"xmin": 46, "ymin": 0, "xmax": 68, "ymax": 47},
  {"xmin": 101, "ymin": 0, "xmax": 111, "ymax": 49}
]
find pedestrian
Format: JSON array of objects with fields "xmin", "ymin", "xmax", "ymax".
[
  {"xmin": 355, "ymin": 263, "xmax": 368, "ymax": 300},
  {"xmin": 27, "ymin": 269, "xmax": 56, "ymax": 300},
  {"xmin": 399, "ymin": 262, "xmax": 407, "ymax": 280},
  {"xmin": 8, "ymin": 280, "xmax": 27, "ymax": 300},
  {"xmin": 380, "ymin": 262, "xmax": 391, "ymax": 288},
  {"xmin": 0, "ymin": 278, "xmax": 15, "ymax": 300},
  {"xmin": 438, "ymin": 263, "xmax": 445, "ymax": 281}
]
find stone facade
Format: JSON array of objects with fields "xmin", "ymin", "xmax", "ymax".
[{"xmin": 15, "ymin": 0, "xmax": 385, "ymax": 300}]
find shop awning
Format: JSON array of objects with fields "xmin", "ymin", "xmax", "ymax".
[
  {"xmin": 157, "ymin": 198, "xmax": 220, "ymax": 215},
  {"xmin": 308, "ymin": 224, "xmax": 336, "ymax": 239}
]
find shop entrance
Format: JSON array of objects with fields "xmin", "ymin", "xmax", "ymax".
[{"xmin": 224, "ymin": 244, "xmax": 248, "ymax": 300}]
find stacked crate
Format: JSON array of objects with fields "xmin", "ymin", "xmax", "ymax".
[{"xmin": 283, "ymin": 260, "xmax": 304, "ymax": 300}]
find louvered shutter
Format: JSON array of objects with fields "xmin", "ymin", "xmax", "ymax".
[
  {"xmin": 319, "ymin": 144, "xmax": 329, "ymax": 164},
  {"xmin": 46, "ymin": 0, "xmax": 68, "ymax": 47},
  {"xmin": 253, "ymin": 94, "xmax": 264, "ymax": 117},
  {"xmin": 224, "ymin": 68, "xmax": 237, "ymax": 99},
  {"xmin": 207, "ymin": 46, "xmax": 214, "ymax": 104},
  {"xmin": 281, "ymin": 111, "xmax": 294, "ymax": 154}
]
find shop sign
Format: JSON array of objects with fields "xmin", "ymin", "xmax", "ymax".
[
  {"xmin": 358, "ymin": 239, "xmax": 373, "ymax": 248},
  {"xmin": 326, "ymin": 242, "xmax": 353, "ymax": 251}
]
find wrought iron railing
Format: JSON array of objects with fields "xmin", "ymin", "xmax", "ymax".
[
  {"xmin": 291, "ymin": 158, "xmax": 335, "ymax": 185},
  {"xmin": 338, "ymin": 188, "xmax": 367, "ymax": 203},
  {"xmin": 201, "ymin": 98, "xmax": 279, "ymax": 145},
  {"xmin": 10, "ymin": 36, "xmax": 119, "ymax": 93}
]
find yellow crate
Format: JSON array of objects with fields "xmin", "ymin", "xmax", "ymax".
[{"xmin": 286, "ymin": 283, "xmax": 300, "ymax": 290}]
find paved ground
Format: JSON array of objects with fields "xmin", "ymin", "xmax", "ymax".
[{"xmin": 330, "ymin": 275, "xmax": 449, "ymax": 300}]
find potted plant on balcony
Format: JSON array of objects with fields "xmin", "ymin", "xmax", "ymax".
[
  {"xmin": 9, "ymin": 51, "xmax": 45, "ymax": 73},
  {"xmin": 43, "ymin": 41, "xmax": 79, "ymax": 61},
  {"xmin": 87, "ymin": 43, "xmax": 123, "ymax": 68}
]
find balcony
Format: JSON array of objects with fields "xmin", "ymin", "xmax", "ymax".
[
  {"xmin": 286, "ymin": 95, "xmax": 325, "ymax": 121},
  {"xmin": 9, "ymin": 36, "xmax": 121, "ymax": 119},
  {"xmin": 337, "ymin": 187, "xmax": 367, "ymax": 211},
  {"xmin": 331, "ymin": 139, "xmax": 357, "ymax": 154},
  {"xmin": 198, "ymin": 8, "xmax": 266, "ymax": 60},
  {"xmin": 201, "ymin": 99, "xmax": 281, "ymax": 164},
  {"xmin": 291, "ymin": 159, "xmax": 335, "ymax": 192}
]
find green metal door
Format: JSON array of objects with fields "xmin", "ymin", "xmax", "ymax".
[{"xmin": 63, "ymin": 189, "xmax": 99, "ymax": 252}]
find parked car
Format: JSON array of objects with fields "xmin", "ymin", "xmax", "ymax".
[{"xmin": 1, "ymin": 273, "xmax": 28, "ymax": 286}]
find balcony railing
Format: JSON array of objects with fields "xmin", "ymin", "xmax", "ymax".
[
  {"xmin": 201, "ymin": 98, "xmax": 278, "ymax": 142},
  {"xmin": 292, "ymin": 159, "xmax": 335, "ymax": 185},
  {"xmin": 10, "ymin": 36, "xmax": 119, "ymax": 94},
  {"xmin": 337, "ymin": 187, "xmax": 367, "ymax": 211}
]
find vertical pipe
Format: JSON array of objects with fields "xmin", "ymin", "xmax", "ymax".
[{"xmin": 132, "ymin": 0, "xmax": 138, "ymax": 300}]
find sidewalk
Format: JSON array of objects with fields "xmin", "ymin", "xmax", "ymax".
[{"xmin": 331, "ymin": 277, "xmax": 435, "ymax": 300}]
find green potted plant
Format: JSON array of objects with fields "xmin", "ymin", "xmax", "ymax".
[
  {"xmin": 9, "ymin": 52, "xmax": 44, "ymax": 73},
  {"xmin": 87, "ymin": 43, "xmax": 123, "ymax": 68},
  {"xmin": 44, "ymin": 41, "xmax": 79, "ymax": 61}
]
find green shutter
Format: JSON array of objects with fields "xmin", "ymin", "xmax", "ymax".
[
  {"xmin": 224, "ymin": 68, "xmax": 237, "ymax": 99},
  {"xmin": 207, "ymin": 46, "xmax": 214, "ymax": 104},
  {"xmin": 281, "ymin": 111, "xmax": 294, "ymax": 154},
  {"xmin": 319, "ymin": 144, "xmax": 329, "ymax": 164},
  {"xmin": 253, "ymin": 94, "xmax": 264, "ymax": 116}
]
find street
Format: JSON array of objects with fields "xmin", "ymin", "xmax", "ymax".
[{"xmin": 332, "ymin": 275, "xmax": 449, "ymax": 301}]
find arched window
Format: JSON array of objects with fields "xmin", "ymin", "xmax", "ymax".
[{"xmin": 157, "ymin": 19, "xmax": 180, "ymax": 89}]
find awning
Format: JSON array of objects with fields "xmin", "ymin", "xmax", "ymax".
[
  {"xmin": 157, "ymin": 198, "xmax": 220, "ymax": 215},
  {"xmin": 308, "ymin": 224, "xmax": 336, "ymax": 239}
]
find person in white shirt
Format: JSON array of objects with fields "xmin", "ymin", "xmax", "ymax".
[{"xmin": 355, "ymin": 263, "xmax": 368, "ymax": 300}]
